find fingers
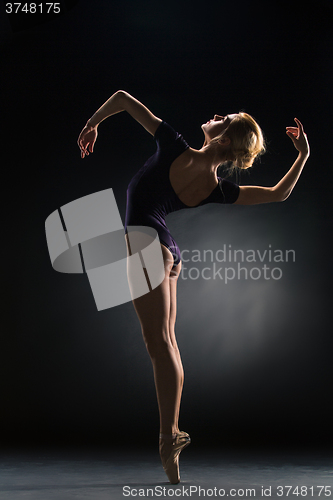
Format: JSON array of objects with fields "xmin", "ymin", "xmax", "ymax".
[
  {"xmin": 79, "ymin": 144, "xmax": 88, "ymax": 158},
  {"xmin": 294, "ymin": 117, "xmax": 304, "ymax": 131},
  {"xmin": 286, "ymin": 118, "xmax": 305, "ymax": 140},
  {"xmin": 286, "ymin": 127, "xmax": 297, "ymax": 143},
  {"xmin": 78, "ymin": 138, "xmax": 91, "ymax": 158},
  {"xmin": 79, "ymin": 144, "xmax": 86, "ymax": 158},
  {"xmin": 286, "ymin": 117, "xmax": 309, "ymax": 155},
  {"xmin": 286, "ymin": 118, "xmax": 304, "ymax": 132},
  {"xmin": 78, "ymin": 128, "xmax": 96, "ymax": 158},
  {"xmin": 286, "ymin": 128, "xmax": 298, "ymax": 136}
]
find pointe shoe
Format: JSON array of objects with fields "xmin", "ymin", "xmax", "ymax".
[{"xmin": 159, "ymin": 431, "xmax": 191, "ymax": 484}]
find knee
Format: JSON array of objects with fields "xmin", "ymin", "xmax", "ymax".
[{"xmin": 142, "ymin": 327, "xmax": 174, "ymax": 359}]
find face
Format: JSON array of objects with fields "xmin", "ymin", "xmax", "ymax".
[{"xmin": 202, "ymin": 114, "xmax": 238, "ymax": 142}]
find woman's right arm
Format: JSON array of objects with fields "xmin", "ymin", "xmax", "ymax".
[
  {"xmin": 234, "ymin": 118, "xmax": 310, "ymax": 205},
  {"xmin": 78, "ymin": 90, "xmax": 162, "ymax": 158}
]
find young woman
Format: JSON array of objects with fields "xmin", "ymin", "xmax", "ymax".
[{"xmin": 78, "ymin": 90, "xmax": 310, "ymax": 484}]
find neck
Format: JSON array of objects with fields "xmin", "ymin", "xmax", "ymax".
[{"xmin": 188, "ymin": 143, "xmax": 229, "ymax": 173}]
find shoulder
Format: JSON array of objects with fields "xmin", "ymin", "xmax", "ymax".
[
  {"xmin": 198, "ymin": 176, "xmax": 240, "ymax": 206},
  {"xmin": 217, "ymin": 177, "xmax": 240, "ymax": 204},
  {"xmin": 154, "ymin": 121, "xmax": 190, "ymax": 150}
]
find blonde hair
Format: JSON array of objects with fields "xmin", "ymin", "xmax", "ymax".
[{"xmin": 213, "ymin": 112, "xmax": 266, "ymax": 171}]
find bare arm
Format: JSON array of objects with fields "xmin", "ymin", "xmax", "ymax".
[
  {"xmin": 77, "ymin": 90, "xmax": 162, "ymax": 158},
  {"xmin": 234, "ymin": 118, "xmax": 310, "ymax": 205}
]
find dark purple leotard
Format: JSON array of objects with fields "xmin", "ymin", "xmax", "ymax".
[{"xmin": 124, "ymin": 121, "xmax": 240, "ymax": 268}]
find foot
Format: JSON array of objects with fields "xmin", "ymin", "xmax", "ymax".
[{"xmin": 159, "ymin": 431, "xmax": 191, "ymax": 484}]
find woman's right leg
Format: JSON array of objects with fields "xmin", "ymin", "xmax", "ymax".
[{"xmin": 168, "ymin": 260, "xmax": 184, "ymax": 434}]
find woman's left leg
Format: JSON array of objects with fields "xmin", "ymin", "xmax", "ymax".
[
  {"xmin": 126, "ymin": 237, "xmax": 189, "ymax": 483},
  {"xmin": 129, "ymin": 244, "xmax": 183, "ymax": 435}
]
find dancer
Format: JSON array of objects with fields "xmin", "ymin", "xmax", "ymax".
[{"xmin": 78, "ymin": 90, "xmax": 309, "ymax": 483}]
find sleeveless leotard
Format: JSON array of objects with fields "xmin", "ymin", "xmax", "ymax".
[{"xmin": 124, "ymin": 121, "xmax": 240, "ymax": 268}]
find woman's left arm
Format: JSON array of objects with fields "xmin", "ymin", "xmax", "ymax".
[
  {"xmin": 234, "ymin": 118, "xmax": 310, "ymax": 205},
  {"xmin": 77, "ymin": 91, "xmax": 162, "ymax": 158}
]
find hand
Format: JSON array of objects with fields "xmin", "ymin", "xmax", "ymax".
[
  {"xmin": 286, "ymin": 118, "xmax": 309, "ymax": 157},
  {"xmin": 77, "ymin": 123, "xmax": 98, "ymax": 159}
]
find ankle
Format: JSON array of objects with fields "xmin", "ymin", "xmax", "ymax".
[{"xmin": 159, "ymin": 432, "xmax": 177, "ymax": 441}]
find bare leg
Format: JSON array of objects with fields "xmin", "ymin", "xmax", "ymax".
[
  {"xmin": 168, "ymin": 263, "xmax": 184, "ymax": 434},
  {"xmin": 125, "ymin": 238, "xmax": 189, "ymax": 483},
  {"xmin": 131, "ymin": 244, "xmax": 183, "ymax": 435}
]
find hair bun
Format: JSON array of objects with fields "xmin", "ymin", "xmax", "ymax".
[{"xmin": 227, "ymin": 113, "xmax": 266, "ymax": 172}]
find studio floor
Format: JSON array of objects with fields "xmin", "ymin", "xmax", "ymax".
[{"xmin": 0, "ymin": 446, "xmax": 332, "ymax": 500}]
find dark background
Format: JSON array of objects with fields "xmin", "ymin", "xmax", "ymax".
[{"xmin": 1, "ymin": 0, "xmax": 332, "ymax": 452}]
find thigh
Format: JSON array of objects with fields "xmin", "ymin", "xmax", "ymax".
[
  {"xmin": 168, "ymin": 259, "xmax": 181, "ymax": 347},
  {"xmin": 131, "ymin": 244, "xmax": 175, "ymax": 341}
]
